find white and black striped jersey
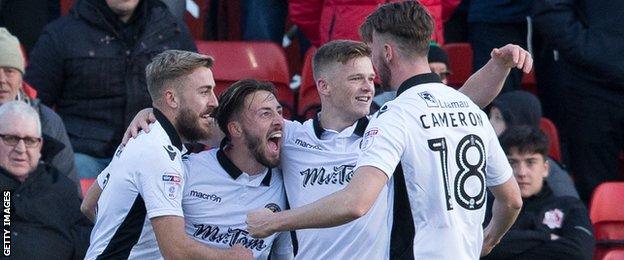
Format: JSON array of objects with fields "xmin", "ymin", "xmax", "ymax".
[
  {"xmin": 356, "ymin": 73, "xmax": 513, "ymax": 260},
  {"xmin": 280, "ymin": 117, "xmax": 392, "ymax": 260},
  {"xmin": 183, "ymin": 148, "xmax": 292, "ymax": 259},
  {"xmin": 85, "ymin": 109, "xmax": 187, "ymax": 260}
]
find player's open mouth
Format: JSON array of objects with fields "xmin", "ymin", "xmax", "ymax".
[
  {"xmin": 355, "ymin": 96, "xmax": 371, "ymax": 102},
  {"xmin": 267, "ymin": 132, "xmax": 282, "ymax": 154},
  {"xmin": 200, "ymin": 114, "xmax": 214, "ymax": 124}
]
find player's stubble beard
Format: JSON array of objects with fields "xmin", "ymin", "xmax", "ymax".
[
  {"xmin": 243, "ymin": 129, "xmax": 280, "ymax": 168},
  {"xmin": 378, "ymin": 58, "xmax": 393, "ymax": 91},
  {"xmin": 176, "ymin": 107, "xmax": 213, "ymax": 142}
]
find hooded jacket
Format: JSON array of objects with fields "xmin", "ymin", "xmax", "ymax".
[{"xmin": 25, "ymin": 0, "xmax": 196, "ymax": 158}]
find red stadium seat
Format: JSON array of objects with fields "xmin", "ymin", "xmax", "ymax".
[
  {"xmin": 61, "ymin": 0, "xmax": 74, "ymax": 16},
  {"xmin": 442, "ymin": 43, "xmax": 473, "ymax": 89},
  {"xmin": 298, "ymin": 46, "xmax": 320, "ymax": 120},
  {"xmin": 522, "ymin": 70, "xmax": 537, "ymax": 95},
  {"xmin": 602, "ymin": 249, "xmax": 624, "ymax": 260},
  {"xmin": 590, "ymin": 182, "xmax": 624, "ymax": 260},
  {"xmin": 80, "ymin": 178, "xmax": 95, "ymax": 196},
  {"xmin": 539, "ymin": 117, "xmax": 562, "ymax": 162},
  {"xmin": 195, "ymin": 41, "xmax": 294, "ymax": 119}
]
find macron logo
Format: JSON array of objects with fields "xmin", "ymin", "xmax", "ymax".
[{"xmin": 294, "ymin": 139, "xmax": 322, "ymax": 150}]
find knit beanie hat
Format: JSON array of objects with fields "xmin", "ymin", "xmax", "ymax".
[
  {"xmin": 491, "ymin": 90, "xmax": 542, "ymax": 128},
  {"xmin": 428, "ymin": 45, "xmax": 449, "ymax": 66},
  {"xmin": 0, "ymin": 28, "xmax": 25, "ymax": 74}
]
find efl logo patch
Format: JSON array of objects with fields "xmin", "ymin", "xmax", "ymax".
[
  {"xmin": 418, "ymin": 91, "xmax": 439, "ymax": 108},
  {"xmin": 265, "ymin": 203, "xmax": 281, "ymax": 213},
  {"xmin": 360, "ymin": 127, "xmax": 380, "ymax": 151},
  {"xmin": 543, "ymin": 208, "xmax": 564, "ymax": 229},
  {"xmin": 162, "ymin": 173, "xmax": 182, "ymax": 200}
]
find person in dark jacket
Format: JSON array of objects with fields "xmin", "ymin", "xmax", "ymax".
[
  {"xmin": 0, "ymin": 101, "xmax": 92, "ymax": 260},
  {"xmin": 488, "ymin": 90, "xmax": 579, "ymax": 199},
  {"xmin": 468, "ymin": 0, "xmax": 533, "ymax": 93},
  {"xmin": 533, "ymin": 0, "xmax": 624, "ymax": 203},
  {"xmin": 483, "ymin": 126, "xmax": 594, "ymax": 260},
  {"xmin": 25, "ymin": 0, "xmax": 196, "ymax": 179},
  {"xmin": 0, "ymin": 27, "xmax": 81, "ymax": 195}
]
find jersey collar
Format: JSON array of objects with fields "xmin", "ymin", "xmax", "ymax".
[
  {"xmin": 216, "ymin": 139, "xmax": 272, "ymax": 186},
  {"xmin": 312, "ymin": 113, "xmax": 370, "ymax": 139},
  {"xmin": 153, "ymin": 108, "xmax": 184, "ymax": 151},
  {"xmin": 396, "ymin": 73, "xmax": 442, "ymax": 97}
]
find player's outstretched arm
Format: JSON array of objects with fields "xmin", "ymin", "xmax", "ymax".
[
  {"xmin": 459, "ymin": 44, "xmax": 533, "ymax": 108},
  {"xmin": 481, "ymin": 177, "xmax": 523, "ymax": 257},
  {"xmin": 151, "ymin": 216, "xmax": 253, "ymax": 260},
  {"xmin": 80, "ymin": 181, "xmax": 102, "ymax": 222},
  {"xmin": 246, "ymin": 166, "xmax": 388, "ymax": 238}
]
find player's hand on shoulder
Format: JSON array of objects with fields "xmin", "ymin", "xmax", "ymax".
[
  {"xmin": 490, "ymin": 44, "xmax": 533, "ymax": 74},
  {"xmin": 246, "ymin": 208, "xmax": 276, "ymax": 238},
  {"xmin": 122, "ymin": 108, "xmax": 156, "ymax": 145},
  {"xmin": 225, "ymin": 244, "xmax": 253, "ymax": 260}
]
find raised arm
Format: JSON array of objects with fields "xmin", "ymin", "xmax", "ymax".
[
  {"xmin": 247, "ymin": 166, "xmax": 388, "ymax": 238},
  {"xmin": 459, "ymin": 44, "xmax": 533, "ymax": 108}
]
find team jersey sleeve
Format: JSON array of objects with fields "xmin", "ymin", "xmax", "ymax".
[
  {"xmin": 270, "ymin": 231, "xmax": 294, "ymax": 259},
  {"xmin": 355, "ymin": 101, "xmax": 409, "ymax": 179},
  {"xmin": 135, "ymin": 151, "xmax": 185, "ymax": 219},
  {"xmin": 484, "ymin": 123, "xmax": 513, "ymax": 187}
]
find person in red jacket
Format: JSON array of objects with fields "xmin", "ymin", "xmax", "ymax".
[{"xmin": 289, "ymin": 0, "xmax": 460, "ymax": 46}]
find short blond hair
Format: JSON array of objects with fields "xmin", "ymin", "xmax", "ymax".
[
  {"xmin": 146, "ymin": 50, "xmax": 214, "ymax": 101},
  {"xmin": 312, "ymin": 40, "xmax": 371, "ymax": 81}
]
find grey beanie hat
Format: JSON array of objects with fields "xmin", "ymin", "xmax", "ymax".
[{"xmin": 0, "ymin": 28, "xmax": 25, "ymax": 74}]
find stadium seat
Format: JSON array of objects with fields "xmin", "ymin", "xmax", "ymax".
[
  {"xmin": 61, "ymin": 0, "xmax": 74, "ymax": 16},
  {"xmin": 602, "ymin": 249, "xmax": 624, "ymax": 260},
  {"xmin": 539, "ymin": 117, "xmax": 562, "ymax": 162},
  {"xmin": 195, "ymin": 41, "xmax": 294, "ymax": 119},
  {"xmin": 590, "ymin": 182, "xmax": 624, "ymax": 260},
  {"xmin": 298, "ymin": 46, "xmax": 320, "ymax": 120},
  {"xmin": 80, "ymin": 178, "xmax": 95, "ymax": 196},
  {"xmin": 522, "ymin": 70, "xmax": 537, "ymax": 95},
  {"xmin": 442, "ymin": 43, "xmax": 473, "ymax": 89}
]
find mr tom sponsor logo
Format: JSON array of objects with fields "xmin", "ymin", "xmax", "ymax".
[
  {"xmin": 192, "ymin": 224, "xmax": 268, "ymax": 251},
  {"xmin": 300, "ymin": 164, "xmax": 355, "ymax": 187}
]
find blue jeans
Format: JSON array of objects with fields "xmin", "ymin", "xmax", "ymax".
[{"xmin": 75, "ymin": 153, "xmax": 111, "ymax": 179}]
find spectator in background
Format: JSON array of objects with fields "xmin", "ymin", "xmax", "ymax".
[
  {"xmin": 488, "ymin": 90, "xmax": 579, "ymax": 199},
  {"xmin": 0, "ymin": 0, "xmax": 60, "ymax": 53},
  {"xmin": 533, "ymin": 0, "xmax": 624, "ymax": 203},
  {"xmin": 468, "ymin": 0, "xmax": 532, "ymax": 92},
  {"xmin": 289, "ymin": 0, "xmax": 460, "ymax": 47},
  {"xmin": 483, "ymin": 126, "xmax": 594, "ymax": 260},
  {"xmin": 25, "ymin": 0, "xmax": 196, "ymax": 179},
  {"xmin": 242, "ymin": 0, "xmax": 287, "ymax": 43},
  {"xmin": 0, "ymin": 101, "xmax": 92, "ymax": 259},
  {"xmin": 0, "ymin": 27, "xmax": 80, "ymax": 194},
  {"xmin": 160, "ymin": 0, "xmax": 185, "ymax": 22}
]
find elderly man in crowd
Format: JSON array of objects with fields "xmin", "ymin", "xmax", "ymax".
[{"xmin": 0, "ymin": 101, "xmax": 91, "ymax": 259}]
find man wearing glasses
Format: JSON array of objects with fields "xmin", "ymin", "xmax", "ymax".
[{"xmin": 0, "ymin": 101, "xmax": 92, "ymax": 259}]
